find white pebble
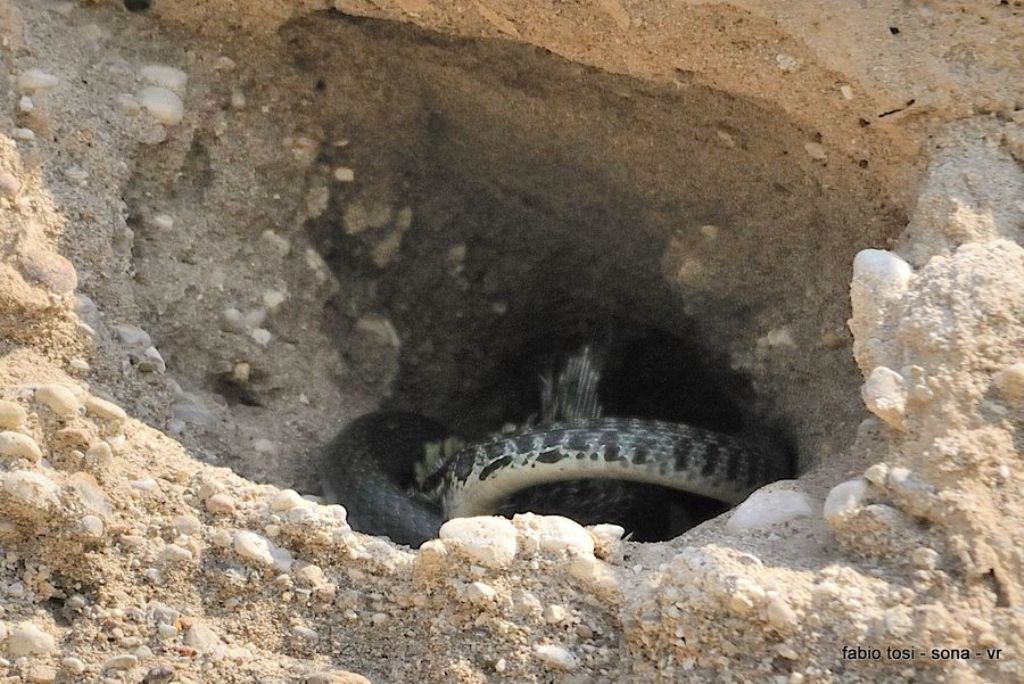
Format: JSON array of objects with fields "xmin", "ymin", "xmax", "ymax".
[
  {"xmin": 233, "ymin": 530, "xmax": 294, "ymax": 571},
  {"xmin": 0, "ymin": 431, "xmax": 42, "ymax": 462},
  {"xmin": 534, "ymin": 644, "xmax": 578, "ymax": 671},
  {"xmin": 543, "ymin": 604, "xmax": 566, "ymax": 623},
  {"xmin": 269, "ymin": 489, "xmax": 304, "ymax": 512},
  {"xmin": 102, "ymin": 654, "xmax": 138, "ymax": 671},
  {"xmin": 34, "ymin": 384, "xmax": 81, "ymax": 415},
  {"xmin": 116, "ymin": 93, "xmax": 141, "ymax": 113},
  {"xmin": 514, "ymin": 513, "xmax": 594, "ymax": 557},
  {"xmin": 250, "ymin": 328, "xmax": 272, "ymax": 346},
  {"xmin": 139, "ymin": 64, "xmax": 188, "ymax": 91},
  {"xmin": 912, "ymin": 547, "xmax": 940, "ymax": 570},
  {"xmin": 184, "ymin": 622, "xmax": 220, "ymax": 652},
  {"xmin": 137, "ymin": 86, "xmax": 184, "ymax": 126},
  {"xmin": 863, "ymin": 463, "xmax": 889, "ymax": 485},
  {"xmin": 994, "ymin": 363, "xmax": 1024, "ymax": 401},
  {"xmin": 804, "ymin": 142, "xmax": 826, "ymax": 161},
  {"xmin": 823, "ymin": 478, "xmax": 868, "ymax": 522},
  {"xmin": 861, "ymin": 366, "xmax": 907, "ymax": 430},
  {"xmin": 12, "ymin": 127, "xmax": 36, "ymax": 141},
  {"xmin": 7, "ymin": 621, "xmax": 56, "ymax": 656},
  {"xmin": 150, "ymin": 214, "xmax": 174, "ymax": 230},
  {"xmin": 114, "ymin": 323, "xmax": 152, "ymax": 349},
  {"xmin": 18, "ymin": 95, "xmax": 34, "ymax": 112},
  {"xmin": 79, "ymin": 515, "xmax": 104, "ymax": 539},
  {"xmin": 84, "ymin": 395, "xmax": 128, "ymax": 422},
  {"xmin": 159, "ymin": 544, "xmax": 193, "ymax": 564},
  {"xmin": 852, "ymin": 249, "xmax": 912, "ymax": 293},
  {"xmin": 726, "ymin": 485, "xmax": 814, "ymax": 531},
  {"xmin": 291, "ymin": 625, "xmax": 319, "ymax": 642},
  {"xmin": 139, "ymin": 346, "xmax": 166, "ymax": 373},
  {"xmin": 765, "ymin": 595, "xmax": 800, "ymax": 631},
  {"xmin": 18, "ymin": 69, "xmax": 59, "ymax": 93},
  {"xmin": 0, "ymin": 401, "xmax": 26, "ymax": 429},
  {"xmin": 262, "ymin": 289, "xmax": 286, "ymax": 310},
  {"xmin": 205, "ymin": 493, "xmax": 235, "ymax": 514},
  {"xmin": 60, "ymin": 657, "xmax": 86, "ymax": 674},
  {"xmin": 439, "ymin": 517, "xmax": 518, "ymax": 568},
  {"xmin": 2, "ymin": 470, "xmax": 60, "ymax": 512},
  {"xmin": 463, "ymin": 581, "xmax": 497, "ymax": 604},
  {"xmin": 587, "ymin": 523, "xmax": 625, "ymax": 557}
]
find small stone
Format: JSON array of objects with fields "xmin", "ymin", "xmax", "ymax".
[
  {"xmin": 534, "ymin": 644, "xmax": 578, "ymax": 671},
  {"xmin": 102, "ymin": 654, "xmax": 139, "ymax": 671},
  {"xmin": 263, "ymin": 289, "xmax": 286, "ymax": 311},
  {"xmin": 776, "ymin": 54, "xmax": 799, "ymax": 71},
  {"xmin": 233, "ymin": 530, "xmax": 294, "ymax": 571},
  {"xmin": 130, "ymin": 477, "xmax": 159, "ymax": 491},
  {"xmin": 137, "ymin": 86, "xmax": 184, "ymax": 126},
  {"xmin": 333, "ymin": 167, "xmax": 355, "ymax": 182},
  {"xmin": 994, "ymin": 363, "xmax": 1024, "ymax": 401},
  {"xmin": 291, "ymin": 625, "xmax": 319, "ymax": 642},
  {"xmin": 912, "ymin": 547, "xmax": 940, "ymax": 570},
  {"xmin": 157, "ymin": 623, "xmax": 177, "ymax": 639},
  {"xmin": 19, "ymin": 95, "xmax": 34, "ymax": 112},
  {"xmin": 205, "ymin": 493, "xmax": 236, "ymax": 514},
  {"xmin": 150, "ymin": 214, "xmax": 174, "ymax": 230},
  {"xmin": 863, "ymin": 463, "xmax": 889, "ymax": 485},
  {"xmin": 114, "ymin": 323, "xmax": 152, "ymax": 350},
  {"xmin": 220, "ymin": 307, "xmax": 247, "ymax": 334},
  {"xmin": 699, "ymin": 224, "xmax": 720, "ymax": 240},
  {"xmin": 116, "ymin": 93, "xmax": 141, "ymax": 112},
  {"xmin": 184, "ymin": 622, "xmax": 220, "ymax": 652},
  {"xmin": 13, "ymin": 127, "xmax": 36, "ymax": 141},
  {"xmin": 251, "ymin": 328, "xmax": 272, "ymax": 346},
  {"xmin": 804, "ymin": 142, "xmax": 827, "ymax": 160},
  {"xmin": 142, "ymin": 664, "xmax": 176, "ymax": 683},
  {"xmin": 84, "ymin": 395, "xmax": 128, "ymax": 422},
  {"xmin": 230, "ymin": 89, "xmax": 247, "ymax": 109},
  {"xmin": 726, "ymin": 485, "xmax": 813, "ymax": 532},
  {"xmin": 139, "ymin": 64, "xmax": 188, "ymax": 91},
  {"xmin": 159, "ymin": 544, "xmax": 193, "ymax": 563},
  {"xmin": 823, "ymin": 478, "xmax": 868, "ymax": 522},
  {"xmin": 7, "ymin": 621, "xmax": 56, "ymax": 656},
  {"xmin": 80, "ymin": 515, "xmax": 104, "ymax": 539},
  {"xmin": 61, "ymin": 657, "xmax": 86, "ymax": 675},
  {"xmin": 862, "ymin": 366, "xmax": 907, "ymax": 429},
  {"xmin": 0, "ymin": 431, "xmax": 42, "ymax": 462},
  {"xmin": 543, "ymin": 604, "xmax": 566, "ymax": 624},
  {"xmin": 0, "ymin": 171, "xmax": 21, "ymax": 197},
  {"xmin": 18, "ymin": 248, "xmax": 78, "ymax": 294},
  {"xmin": 3, "ymin": 470, "xmax": 60, "ymax": 513},
  {"xmin": 270, "ymin": 489, "xmax": 304, "ymax": 512},
  {"xmin": 355, "ymin": 315, "xmax": 400, "ymax": 348},
  {"xmin": 69, "ymin": 358, "xmax": 90, "ymax": 373},
  {"xmin": 514, "ymin": 513, "xmax": 594, "ymax": 557},
  {"xmin": 464, "ymin": 581, "xmax": 497, "ymax": 604},
  {"xmin": 18, "ymin": 69, "xmax": 59, "ymax": 93},
  {"xmin": 587, "ymin": 523, "xmax": 625, "ymax": 558},
  {"xmin": 439, "ymin": 517, "xmax": 518, "ymax": 568},
  {"xmin": 173, "ymin": 515, "xmax": 202, "ymax": 535},
  {"xmin": 765, "ymin": 595, "xmax": 800, "ymax": 632},
  {"xmin": 0, "ymin": 401, "xmax": 27, "ymax": 429},
  {"xmin": 35, "ymin": 384, "xmax": 81, "ymax": 415},
  {"xmin": 840, "ymin": 84, "xmax": 854, "ymax": 99},
  {"xmin": 139, "ymin": 346, "xmax": 166, "ymax": 373}
]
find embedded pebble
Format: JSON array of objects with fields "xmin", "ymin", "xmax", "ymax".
[
  {"xmin": 439, "ymin": 517, "xmax": 518, "ymax": 568},
  {"xmin": 184, "ymin": 622, "xmax": 220, "ymax": 652},
  {"xmin": 159, "ymin": 544, "xmax": 193, "ymax": 563},
  {"xmin": 102, "ymin": 654, "xmax": 139, "ymax": 671},
  {"xmin": 220, "ymin": 307, "xmax": 247, "ymax": 334},
  {"xmin": 19, "ymin": 95, "xmax": 34, "ymax": 112},
  {"xmin": 79, "ymin": 515, "xmax": 104, "ymax": 539},
  {"xmin": 3, "ymin": 470, "xmax": 61, "ymax": 513},
  {"xmin": 303, "ymin": 671, "xmax": 371, "ymax": 684},
  {"xmin": 863, "ymin": 463, "xmax": 889, "ymax": 485},
  {"xmin": 270, "ymin": 489, "xmax": 305, "ymax": 512},
  {"xmin": 150, "ymin": 214, "xmax": 174, "ymax": 230},
  {"xmin": 0, "ymin": 171, "xmax": 21, "ymax": 197},
  {"xmin": 12, "ymin": 127, "xmax": 36, "ymax": 141},
  {"xmin": 912, "ymin": 547, "xmax": 940, "ymax": 569},
  {"xmin": 35, "ymin": 384, "xmax": 81, "ymax": 415},
  {"xmin": 587, "ymin": 523, "xmax": 625, "ymax": 557},
  {"xmin": 139, "ymin": 346, "xmax": 166, "ymax": 373},
  {"xmin": 291, "ymin": 625, "xmax": 319, "ymax": 642},
  {"xmin": 7, "ymin": 621, "xmax": 56, "ymax": 656},
  {"xmin": 251, "ymin": 328, "xmax": 272, "ymax": 346},
  {"xmin": 116, "ymin": 93, "xmax": 141, "ymax": 113},
  {"xmin": 993, "ymin": 363, "xmax": 1024, "ymax": 401},
  {"xmin": 263, "ymin": 289, "xmax": 286, "ymax": 311},
  {"xmin": 205, "ymin": 493, "xmax": 236, "ymax": 514},
  {"xmin": 25, "ymin": 665, "xmax": 57, "ymax": 683},
  {"xmin": 861, "ymin": 366, "xmax": 907, "ymax": 429},
  {"xmin": 61, "ymin": 657, "xmax": 86, "ymax": 675},
  {"xmin": 233, "ymin": 530, "xmax": 294, "ymax": 571},
  {"xmin": 114, "ymin": 323, "xmax": 152, "ymax": 350},
  {"xmin": 84, "ymin": 395, "xmax": 128, "ymax": 422},
  {"xmin": 726, "ymin": 486, "xmax": 814, "ymax": 532},
  {"xmin": 533, "ymin": 644, "xmax": 578, "ymax": 671},
  {"xmin": 0, "ymin": 431, "xmax": 42, "ymax": 462},
  {"xmin": 18, "ymin": 69, "xmax": 59, "ymax": 93},
  {"xmin": 18, "ymin": 248, "xmax": 78, "ymax": 294},
  {"xmin": 543, "ymin": 604, "xmax": 566, "ymax": 624},
  {"xmin": 143, "ymin": 664, "xmax": 176, "ymax": 682},
  {"xmin": 0, "ymin": 401, "xmax": 26, "ymax": 428},
  {"xmin": 333, "ymin": 167, "xmax": 355, "ymax": 182},
  {"xmin": 514, "ymin": 513, "xmax": 595, "ymax": 557},
  {"xmin": 139, "ymin": 64, "xmax": 188, "ymax": 91},
  {"xmin": 804, "ymin": 142, "xmax": 827, "ymax": 160},
  {"xmin": 765, "ymin": 595, "xmax": 800, "ymax": 632},
  {"xmin": 137, "ymin": 86, "xmax": 184, "ymax": 125},
  {"xmin": 823, "ymin": 478, "xmax": 868, "ymax": 522},
  {"xmin": 463, "ymin": 581, "xmax": 497, "ymax": 604}
]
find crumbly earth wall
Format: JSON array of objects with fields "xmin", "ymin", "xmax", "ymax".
[{"xmin": 0, "ymin": 1, "xmax": 1022, "ymax": 682}]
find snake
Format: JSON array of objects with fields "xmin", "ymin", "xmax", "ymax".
[{"xmin": 320, "ymin": 346, "xmax": 792, "ymax": 547}]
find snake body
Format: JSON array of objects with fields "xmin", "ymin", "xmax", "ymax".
[{"xmin": 321, "ymin": 347, "xmax": 791, "ymax": 547}]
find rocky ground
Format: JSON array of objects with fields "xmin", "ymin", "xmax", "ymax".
[{"xmin": 0, "ymin": 0, "xmax": 1022, "ymax": 682}]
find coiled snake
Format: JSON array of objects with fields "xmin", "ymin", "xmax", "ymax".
[{"xmin": 321, "ymin": 347, "xmax": 791, "ymax": 547}]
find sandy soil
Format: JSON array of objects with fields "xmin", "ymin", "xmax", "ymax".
[{"xmin": 0, "ymin": 0, "xmax": 1022, "ymax": 681}]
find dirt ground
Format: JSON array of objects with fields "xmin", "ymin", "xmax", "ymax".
[{"xmin": 0, "ymin": 0, "xmax": 1022, "ymax": 681}]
